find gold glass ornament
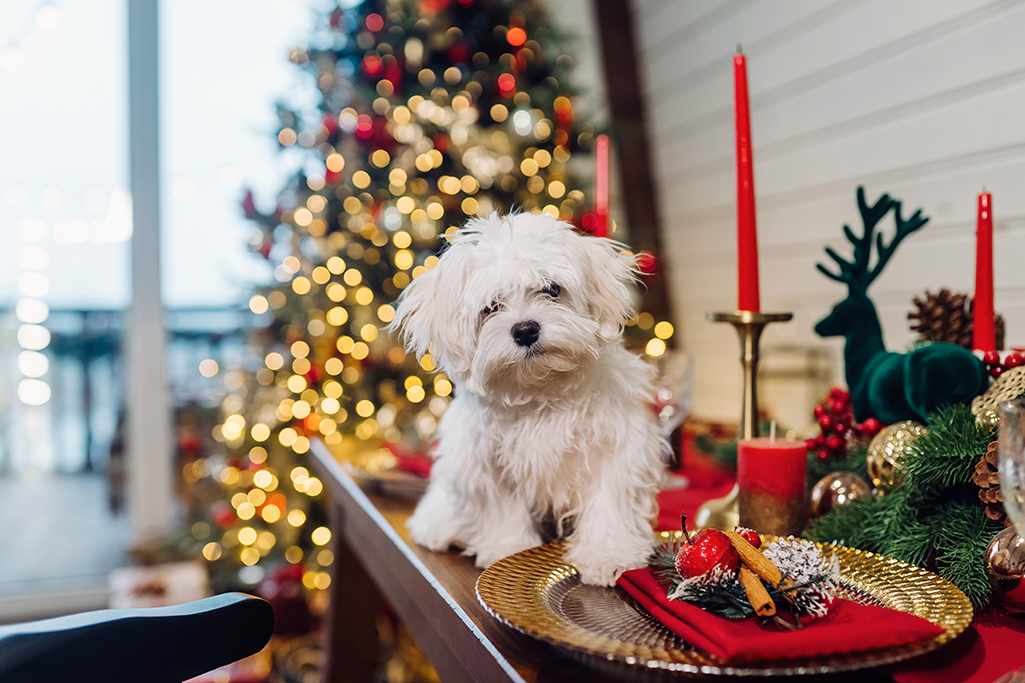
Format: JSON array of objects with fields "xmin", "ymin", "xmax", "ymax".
[
  {"xmin": 866, "ymin": 421, "xmax": 927, "ymax": 492},
  {"xmin": 809, "ymin": 471, "xmax": 873, "ymax": 518},
  {"xmin": 987, "ymin": 526, "xmax": 1025, "ymax": 580},
  {"xmin": 972, "ymin": 365, "xmax": 1025, "ymax": 429},
  {"xmin": 976, "ymin": 407, "xmax": 1001, "ymax": 431}
]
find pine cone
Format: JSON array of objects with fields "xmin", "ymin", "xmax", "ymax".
[
  {"xmin": 973, "ymin": 441, "xmax": 1011, "ymax": 527},
  {"xmin": 909, "ymin": 289, "xmax": 1006, "ymax": 350}
]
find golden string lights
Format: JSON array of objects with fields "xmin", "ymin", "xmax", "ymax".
[{"xmin": 188, "ymin": 0, "xmax": 669, "ymax": 593}]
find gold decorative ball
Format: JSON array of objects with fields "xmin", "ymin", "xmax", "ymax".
[
  {"xmin": 987, "ymin": 526, "xmax": 1025, "ymax": 580},
  {"xmin": 976, "ymin": 407, "xmax": 1001, "ymax": 431},
  {"xmin": 866, "ymin": 421, "xmax": 927, "ymax": 492},
  {"xmin": 809, "ymin": 472, "xmax": 873, "ymax": 518}
]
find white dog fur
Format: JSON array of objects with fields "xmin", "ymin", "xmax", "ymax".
[{"xmin": 390, "ymin": 212, "xmax": 664, "ymax": 586}]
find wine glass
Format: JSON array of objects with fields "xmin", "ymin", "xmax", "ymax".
[
  {"xmin": 999, "ymin": 398, "xmax": 1025, "ymax": 534},
  {"xmin": 994, "ymin": 399, "xmax": 1025, "ymax": 683},
  {"xmin": 653, "ymin": 350, "xmax": 694, "ymax": 472}
]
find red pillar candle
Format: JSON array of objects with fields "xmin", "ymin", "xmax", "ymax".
[
  {"xmin": 973, "ymin": 191, "xmax": 995, "ymax": 352},
  {"xmin": 734, "ymin": 51, "xmax": 760, "ymax": 312},
  {"xmin": 594, "ymin": 134, "xmax": 609, "ymax": 238},
  {"xmin": 737, "ymin": 438, "xmax": 807, "ymax": 536}
]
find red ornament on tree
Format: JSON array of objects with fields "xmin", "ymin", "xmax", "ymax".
[{"xmin": 637, "ymin": 250, "xmax": 657, "ymax": 274}]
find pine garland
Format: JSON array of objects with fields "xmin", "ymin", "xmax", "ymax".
[
  {"xmin": 903, "ymin": 405, "xmax": 995, "ymax": 495},
  {"xmin": 933, "ymin": 503, "xmax": 1003, "ymax": 607},
  {"xmin": 807, "ymin": 404, "xmax": 1000, "ymax": 607}
]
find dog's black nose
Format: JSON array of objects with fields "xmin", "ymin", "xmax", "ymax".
[{"xmin": 511, "ymin": 320, "xmax": 540, "ymax": 347}]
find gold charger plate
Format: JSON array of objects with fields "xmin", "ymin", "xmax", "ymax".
[{"xmin": 476, "ymin": 532, "xmax": 973, "ymax": 676}]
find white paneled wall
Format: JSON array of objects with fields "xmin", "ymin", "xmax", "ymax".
[{"xmin": 633, "ymin": 0, "xmax": 1025, "ymax": 426}]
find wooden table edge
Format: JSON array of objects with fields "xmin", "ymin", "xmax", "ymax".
[{"xmin": 310, "ymin": 438, "xmax": 529, "ymax": 683}]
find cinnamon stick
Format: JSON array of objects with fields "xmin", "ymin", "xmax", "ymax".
[
  {"xmin": 724, "ymin": 531, "xmax": 781, "ymax": 585},
  {"xmin": 738, "ymin": 565, "xmax": 776, "ymax": 617}
]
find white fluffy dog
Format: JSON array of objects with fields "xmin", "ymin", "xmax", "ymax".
[{"xmin": 391, "ymin": 212, "xmax": 664, "ymax": 586}]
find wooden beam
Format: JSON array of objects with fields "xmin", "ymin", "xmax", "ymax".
[
  {"xmin": 592, "ymin": 0, "xmax": 670, "ymax": 321},
  {"xmin": 127, "ymin": 0, "xmax": 174, "ymax": 537}
]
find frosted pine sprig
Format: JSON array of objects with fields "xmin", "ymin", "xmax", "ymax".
[{"xmin": 764, "ymin": 536, "xmax": 840, "ymax": 619}]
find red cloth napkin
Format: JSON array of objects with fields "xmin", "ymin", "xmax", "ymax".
[
  {"xmin": 383, "ymin": 443, "xmax": 433, "ymax": 478},
  {"xmin": 617, "ymin": 567, "xmax": 945, "ymax": 664}
]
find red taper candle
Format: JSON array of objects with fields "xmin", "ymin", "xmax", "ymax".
[
  {"xmin": 594, "ymin": 134, "xmax": 609, "ymax": 238},
  {"xmin": 734, "ymin": 50, "xmax": 760, "ymax": 312},
  {"xmin": 973, "ymin": 191, "xmax": 995, "ymax": 351}
]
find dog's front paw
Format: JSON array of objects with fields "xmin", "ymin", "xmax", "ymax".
[
  {"xmin": 570, "ymin": 558, "xmax": 627, "ymax": 587},
  {"xmin": 407, "ymin": 487, "xmax": 462, "ymax": 552},
  {"xmin": 469, "ymin": 535, "xmax": 542, "ymax": 568},
  {"xmin": 565, "ymin": 545, "xmax": 652, "ymax": 587}
]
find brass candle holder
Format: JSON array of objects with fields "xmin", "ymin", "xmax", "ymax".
[{"xmin": 694, "ymin": 310, "xmax": 793, "ymax": 530}]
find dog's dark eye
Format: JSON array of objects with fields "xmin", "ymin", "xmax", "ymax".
[
  {"xmin": 482, "ymin": 301, "xmax": 498, "ymax": 316},
  {"xmin": 541, "ymin": 283, "xmax": 561, "ymax": 298}
]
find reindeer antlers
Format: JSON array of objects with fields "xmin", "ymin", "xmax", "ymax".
[{"xmin": 817, "ymin": 186, "xmax": 929, "ymax": 295}]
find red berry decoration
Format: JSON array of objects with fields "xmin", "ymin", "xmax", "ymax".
[
  {"xmin": 811, "ymin": 387, "xmax": 887, "ymax": 462},
  {"xmin": 983, "ymin": 350, "xmax": 1001, "ymax": 367},
  {"xmin": 991, "ymin": 365, "xmax": 1005, "ymax": 378},
  {"xmin": 860, "ymin": 418, "xmax": 881, "ymax": 437},
  {"xmin": 675, "ymin": 515, "xmax": 739, "ymax": 579},
  {"xmin": 735, "ymin": 527, "xmax": 761, "ymax": 548},
  {"xmin": 1005, "ymin": 353, "xmax": 1024, "ymax": 369}
]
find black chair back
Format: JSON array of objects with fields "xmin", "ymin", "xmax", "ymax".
[{"xmin": 0, "ymin": 592, "xmax": 274, "ymax": 683}]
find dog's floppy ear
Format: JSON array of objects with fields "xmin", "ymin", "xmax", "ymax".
[
  {"xmin": 389, "ymin": 248, "xmax": 470, "ymax": 374},
  {"xmin": 580, "ymin": 236, "xmax": 638, "ymax": 341}
]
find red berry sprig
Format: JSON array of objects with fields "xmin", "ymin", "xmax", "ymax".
[
  {"xmin": 805, "ymin": 388, "xmax": 883, "ymax": 460},
  {"xmin": 983, "ymin": 350, "xmax": 1024, "ymax": 379}
]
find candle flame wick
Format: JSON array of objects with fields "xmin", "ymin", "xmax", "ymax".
[
  {"xmin": 770, "ymin": 420, "xmax": 776, "ymax": 443},
  {"xmin": 736, "ymin": 42, "xmax": 743, "ymax": 54}
]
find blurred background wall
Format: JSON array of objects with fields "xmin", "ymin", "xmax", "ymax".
[{"xmin": 634, "ymin": 0, "xmax": 1025, "ymax": 427}]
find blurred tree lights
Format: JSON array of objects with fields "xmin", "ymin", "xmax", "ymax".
[{"xmin": 184, "ymin": 0, "xmax": 675, "ymax": 606}]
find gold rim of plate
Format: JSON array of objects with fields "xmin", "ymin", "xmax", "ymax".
[{"xmin": 475, "ymin": 532, "xmax": 973, "ymax": 677}]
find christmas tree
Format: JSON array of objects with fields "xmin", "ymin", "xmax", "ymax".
[{"xmin": 180, "ymin": 0, "xmax": 678, "ymax": 604}]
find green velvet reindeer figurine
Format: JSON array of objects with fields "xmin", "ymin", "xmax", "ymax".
[{"xmin": 814, "ymin": 187, "xmax": 988, "ymax": 424}]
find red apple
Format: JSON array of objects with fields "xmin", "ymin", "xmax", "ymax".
[
  {"xmin": 735, "ymin": 527, "xmax": 761, "ymax": 548},
  {"xmin": 675, "ymin": 515, "xmax": 739, "ymax": 579}
]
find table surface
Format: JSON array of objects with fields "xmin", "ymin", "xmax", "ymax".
[{"xmin": 309, "ymin": 439, "xmax": 897, "ymax": 683}]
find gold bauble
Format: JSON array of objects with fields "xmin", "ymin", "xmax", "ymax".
[
  {"xmin": 976, "ymin": 407, "xmax": 1001, "ymax": 431},
  {"xmin": 809, "ymin": 471, "xmax": 873, "ymax": 518},
  {"xmin": 866, "ymin": 421, "xmax": 927, "ymax": 491},
  {"xmin": 987, "ymin": 526, "xmax": 1025, "ymax": 580}
]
